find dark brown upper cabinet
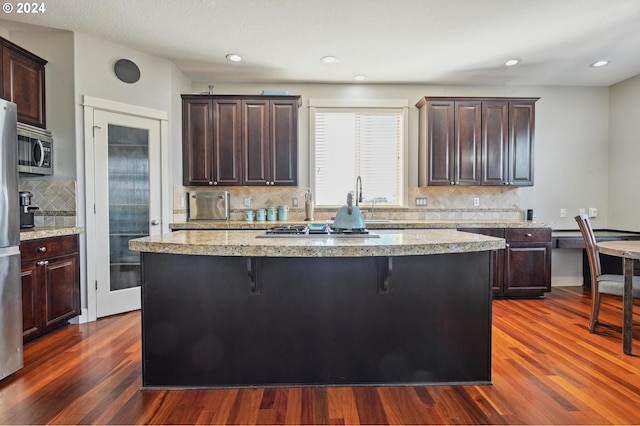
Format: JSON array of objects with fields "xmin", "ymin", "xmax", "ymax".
[
  {"xmin": 417, "ymin": 97, "xmax": 538, "ymax": 187},
  {"xmin": 182, "ymin": 95, "xmax": 300, "ymax": 187},
  {"xmin": 0, "ymin": 37, "xmax": 47, "ymax": 128}
]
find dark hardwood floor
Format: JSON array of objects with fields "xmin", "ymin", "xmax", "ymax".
[{"xmin": 1, "ymin": 286, "xmax": 639, "ymax": 425}]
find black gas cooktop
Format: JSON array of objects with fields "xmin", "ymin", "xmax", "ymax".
[{"xmin": 260, "ymin": 224, "xmax": 378, "ymax": 238}]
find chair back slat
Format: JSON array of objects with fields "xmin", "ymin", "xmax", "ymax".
[{"xmin": 575, "ymin": 214, "xmax": 601, "ymax": 279}]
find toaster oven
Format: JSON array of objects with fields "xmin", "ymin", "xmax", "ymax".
[{"xmin": 188, "ymin": 191, "xmax": 230, "ymax": 221}]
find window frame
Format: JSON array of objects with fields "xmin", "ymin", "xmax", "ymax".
[{"xmin": 309, "ymin": 98, "xmax": 409, "ymax": 208}]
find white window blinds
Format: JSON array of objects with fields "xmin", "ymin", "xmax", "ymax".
[{"xmin": 313, "ymin": 109, "xmax": 403, "ymax": 206}]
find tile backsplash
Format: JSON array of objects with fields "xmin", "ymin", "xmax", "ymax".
[
  {"xmin": 18, "ymin": 179, "xmax": 77, "ymax": 227},
  {"xmin": 174, "ymin": 185, "xmax": 524, "ymax": 222}
]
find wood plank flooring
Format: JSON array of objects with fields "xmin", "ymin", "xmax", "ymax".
[{"xmin": 1, "ymin": 286, "xmax": 639, "ymax": 424}]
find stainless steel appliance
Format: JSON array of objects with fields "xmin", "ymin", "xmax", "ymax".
[
  {"xmin": 0, "ymin": 99, "xmax": 23, "ymax": 381},
  {"xmin": 19, "ymin": 191, "xmax": 39, "ymax": 229},
  {"xmin": 17, "ymin": 122, "xmax": 53, "ymax": 175},
  {"xmin": 188, "ymin": 191, "xmax": 230, "ymax": 221}
]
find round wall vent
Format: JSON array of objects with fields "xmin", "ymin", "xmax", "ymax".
[{"xmin": 114, "ymin": 59, "xmax": 141, "ymax": 84}]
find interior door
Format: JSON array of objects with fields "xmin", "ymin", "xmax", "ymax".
[{"xmin": 93, "ymin": 110, "xmax": 161, "ymax": 318}]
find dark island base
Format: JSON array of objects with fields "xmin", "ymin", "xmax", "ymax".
[{"xmin": 141, "ymin": 251, "xmax": 492, "ymax": 388}]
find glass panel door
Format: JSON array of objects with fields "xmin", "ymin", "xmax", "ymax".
[
  {"xmin": 94, "ymin": 110, "xmax": 161, "ymax": 318},
  {"xmin": 108, "ymin": 124, "xmax": 149, "ymax": 291}
]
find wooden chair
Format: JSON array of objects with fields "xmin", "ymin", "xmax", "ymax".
[{"xmin": 575, "ymin": 214, "xmax": 640, "ymax": 332}]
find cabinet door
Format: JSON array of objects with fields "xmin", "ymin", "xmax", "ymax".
[
  {"xmin": 44, "ymin": 253, "xmax": 80, "ymax": 328},
  {"xmin": 481, "ymin": 101, "xmax": 509, "ymax": 185},
  {"xmin": 508, "ymin": 101, "xmax": 535, "ymax": 186},
  {"xmin": 270, "ymin": 100, "xmax": 298, "ymax": 185},
  {"xmin": 213, "ymin": 99, "xmax": 243, "ymax": 185},
  {"xmin": 21, "ymin": 261, "xmax": 41, "ymax": 341},
  {"xmin": 2, "ymin": 46, "xmax": 46, "ymax": 128},
  {"xmin": 504, "ymin": 243, "xmax": 551, "ymax": 294},
  {"xmin": 454, "ymin": 101, "xmax": 482, "ymax": 185},
  {"xmin": 426, "ymin": 101, "xmax": 455, "ymax": 185},
  {"xmin": 182, "ymin": 99, "xmax": 214, "ymax": 185},
  {"xmin": 242, "ymin": 99, "xmax": 270, "ymax": 185}
]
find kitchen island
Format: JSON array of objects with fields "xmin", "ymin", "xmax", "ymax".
[{"xmin": 130, "ymin": 229, "xmax": 504, "ymax": 388}]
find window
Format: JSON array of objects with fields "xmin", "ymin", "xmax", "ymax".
[{"xmin": 310, "ymin": 99, "xmax": 408, "ymax": 206}]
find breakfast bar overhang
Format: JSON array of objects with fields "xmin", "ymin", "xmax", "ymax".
[{"xmin": 130, "ymin": 229, "xmax": 505, "ymax": 388}]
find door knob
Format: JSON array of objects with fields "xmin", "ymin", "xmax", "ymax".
[{"xmin": 151, "ymin": 220, "xmax": 160, "ymax": 226}]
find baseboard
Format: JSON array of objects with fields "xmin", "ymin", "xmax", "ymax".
[
  {"xmin": 69, "ymin": 308, "xmax": 90, "ymax": 324},
  {"xmin": 552, "ymin": 276, "xmax": 583, "ymax": 287}
]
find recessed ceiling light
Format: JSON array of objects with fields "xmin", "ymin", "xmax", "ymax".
[
  {"xmin": 504, "ymin": 58, "xmax": 521, "ymax": 67},
  {"xmin": 590, "ymin": 60, "xmax": 609, "ymax": 68},
  {"xmin": 321, "ymin": 56, "xmax": 338, "ymax": 64},
  {"xmin": 353, "ymin": 74, "xmax": 367, "ymax": 81},
  {"xmin": 226, "ymin": 54, "xmax": 243, "ymax": 62}
]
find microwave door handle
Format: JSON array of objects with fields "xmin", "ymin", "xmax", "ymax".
[{"xmin": 35, "ymin": 139, "xmax": 45, "ymax": 167}]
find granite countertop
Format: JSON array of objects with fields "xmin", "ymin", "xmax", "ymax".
[
  {"xmin": 170, "ymin": 219, "xmax": 549, "ymax": 230},
  {"xmin": 19, "ymin": 226, "xmax": 84, "ymax": 241},
  {"xmin": 129, "ymin": 229, "xmax": 505, "ymax": 258}
]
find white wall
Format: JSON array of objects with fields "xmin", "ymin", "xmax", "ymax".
[{"xmin": 609, "ymin": 74, "xmax": 640, "ymax": 232}]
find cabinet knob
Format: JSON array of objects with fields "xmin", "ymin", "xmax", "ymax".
[
  {"xmin": 214, "ymin": 181, "xmax": 218, "ymax": 185},
  {"xmin": 151, "ymin": 220, "xmax": 160, "ymax": 226},
  {"xmin": 37, "ymin": 247, "xmax": 47, "ymax": 253},
  {"xmin": 208, "ymin": 181, "xmax": 213, "ymax": 185},
  {"xmin": 37, "ymin": 260, "xmax": 49, "ymax": 266},
  {"xmin": 526, "ymin": 233, "xmax": 532, "ymax": 237}
]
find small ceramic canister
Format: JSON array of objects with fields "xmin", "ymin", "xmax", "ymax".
[
  {"xmin": 244, "ymin": 210, "xmax": 255, "ymax": 222},
  {"xmin": 267, "ymin": 207, "xmax": 277, "ymax": 221},
  {"xmin": 278, "ymin": 205, "xmax": 289, "ymax": 221},
  {"xmin": 256, "ymin": 208, "xmax": 266, "ymax": 222}
]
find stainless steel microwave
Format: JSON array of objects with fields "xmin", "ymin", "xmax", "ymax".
[{"xmin": 17, "ymin": 122, "xmax": 53, "ymax": 175}]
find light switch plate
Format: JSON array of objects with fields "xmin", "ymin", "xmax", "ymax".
[
  {"xmin": 244, "ymin": 197, "xmax": 251, "ymax": 207},
  {"xmin": 415, "ymin": 197, "xmax": 427, "ymax": 206},
  {"xmin": 588, "ymin": 207, "xmax": 598, "ymax": 218}
]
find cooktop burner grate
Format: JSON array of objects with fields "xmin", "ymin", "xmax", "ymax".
[
  {"xmin": 330, "ymin": 228, "xmax": 370, "ymax": 235},
  {"xmin": 265, "ymin": 225, "xmax": 309, "ymax": 235}
]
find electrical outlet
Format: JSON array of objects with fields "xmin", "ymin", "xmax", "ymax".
[
  {"xmin": 415, "ymin": 197, "xmax": 427, "ymax": 206},
  {"xmin": 244, "ymin": 197, "xmax": 251, "ymax": 207},
  {"xmin": 292, "ymin": 198, "xmax": 299, "ymax": 207},
  {"xmin": 473, "ymin": 197, "xmax": 480, "ymax": 207},
  {"xmin": 588, "ymin": 207, "xmax": 598, "ymax": 218},
  {"xmin": 560, "ymin": 208, "xmax": 566, "ymax": 218},
  {"xmin": 579, "ymin": 208, "xmax": 586, "ymax": 216}
]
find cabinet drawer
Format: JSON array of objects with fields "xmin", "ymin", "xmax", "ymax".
[
  {"xmin": 505, "ymin": 228, "xmax": 551, "ymax": 243},
  {"xmin": 20, "ymin": 235, "xmax": 79, "ymax": 262}
]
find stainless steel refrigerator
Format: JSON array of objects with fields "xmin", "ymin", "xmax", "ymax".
[{"xmin": 0, "ymin": 98, "xmax": 22, "ymax": 381}]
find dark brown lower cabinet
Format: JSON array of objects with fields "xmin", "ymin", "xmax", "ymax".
[
  {"xmin": 21, "ymin": 234, "xmax": 80, "ymax": 343},
  {"xmin": 460, "ymin": 227, "xmax": 551, "ymax": 297}
]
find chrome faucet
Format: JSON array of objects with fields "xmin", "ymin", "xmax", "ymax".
[{"xmin": 355, "ymin": 175, "xmax": 363, "ymax": 207}]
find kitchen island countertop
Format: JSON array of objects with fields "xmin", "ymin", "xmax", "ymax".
[{"xmin": 129, "ymin": 228, "xmax": 505, "ymax": 258}]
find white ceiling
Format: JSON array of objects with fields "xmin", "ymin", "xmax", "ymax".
[{"xmin": 2, "ymin": 0, "xmax": 640, "ymax": 86}]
